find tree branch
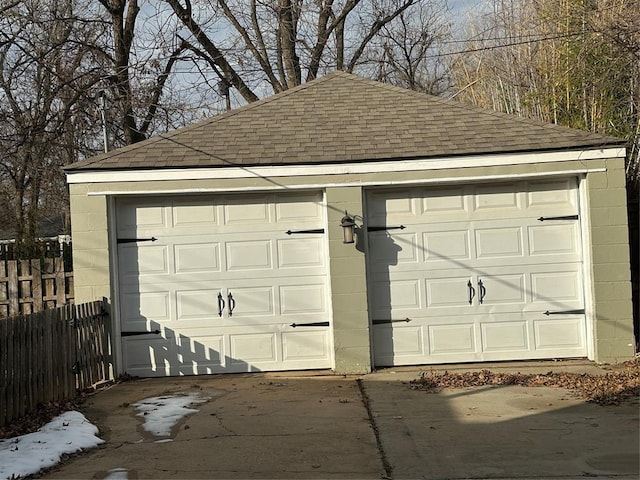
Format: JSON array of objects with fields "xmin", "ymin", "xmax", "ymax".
[{"xmin": 165, "ymin": 0, "xmax": 259, "ymax": 102}]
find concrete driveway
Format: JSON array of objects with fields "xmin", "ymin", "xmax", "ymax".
[{"xmin": 40, "ymin": 361, "xmax": 639, "ymax": 480}]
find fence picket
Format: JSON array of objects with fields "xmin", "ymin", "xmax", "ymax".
[
  {"xmin": 0, "ymin": 259, "xmax": 73, "ymax": 318},
  {"xmin": 0, "ymin": 300, "xmax": 110, "ymax": 427}
]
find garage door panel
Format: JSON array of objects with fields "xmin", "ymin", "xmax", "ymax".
[
  {"xmin": 421, "ymin": 187, "xmax": 467, "ymax": 216},
  {"xmin": 368, "ymin": 232, "xmax": 417, "ymax": 268},
  {"xmin": 473, "ymin": 183, "xmax": 520, "ymax": 211},
  {"xmin": 121, "ymin": 291, "xmax": 171, "ymax": 323},
  {"xmin": 172, "ymin": 203, "xmax": 219, "ymax": 227},
  {"xmin": 371, "ymin": 278, "xmax": 421, "ymax": 313},
  {"xmin": 225, "ymin": 240, "xmax": 272, "ymax": 271},
  {"xmin": 481, "ymin": 321, "xmax": 529, "ymax": 352},
  {"xmin": 283, "ymin": 330, "xmax": 331, "ymax": 361},
  {"xmin": 423, "ymin": 230, "xmax": 470, "ymax": 262},
  {"xmin": 528, "ymin": 223, "xmax": 580, "ymax": 256},
  {"xmin": 429, "ymin": 323, "xmax": 476, "ymax": 354},
  {"xmin": 117, "ymin": 203, "xmax": 168, "ymax": 235},
  {"xmin": 174, "ymin": 243, "xmax": 221, "ymax": 273},
  {"xmin": 526, "ymin": 178, "xmax": 577, "ymax": 209},
  {"xmin": 176, "ymin": 289, "xmax": 218, "ymax": 320},
  {"xmin": 123, "ymin": 336, "xmax": 175, "ymax": 377},
  {"xmin": 176, "ymin": 333, "xmax": 224, "ymax": 373},
  {"xmin": 117, "ymin": 192, "xmax": 333, "ymax": 376},
  {"xmin": 530, "ymin": 270, "xmax": 583, "ymax": 307},
  {"xmin": 367, "ymin": 191, "xmax": 417, "ymax": 223},
  {"xmin": 475, "ymin": 227, "xmax": 524, "ymax": 259},
  {"xmin": 275, "ymin": 193, "xmax": 323, "ymax": 222},
  {"xmin": 280, "ymin": 284, "xmax": 327, "ymax": 315},
  {"xmin": 534, "ymin": 317, "xmax": 585, "ymax": 350},
  {"xmin": 226, "ymin": 286, "xmax": 274, "ymax": 317},
  {"xmin": 426, "ymin": 276, "xmax": 472, "ymax": 308},
  {"xmin": 477, "ymin": 274, "xmax": 526, "ymax": 306},
  {"xmin": 229, "ymin": 332, "xmax": 277, "ymax": 364},
  {"xmin": 373, "ymin": 324, "xmax": 424, "ymax": 358},
  {"xmin": 224, "ymin": 201, "xmax": 270, "ymax": 226},
  {"xmin": 277, "ymin": 237, "xmax": 325, "ymax": 269},
  {"xmin": 367, "ymin": 179, "xmax": 587, "ymax": 366},
  {"xmin": 119, "ymin": 244, "xmax": 169, "ymax": 278}
]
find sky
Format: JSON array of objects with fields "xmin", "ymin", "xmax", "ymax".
[{"xmin": 0, "ymin": 393, "xmax": 208, "ymax": 480}]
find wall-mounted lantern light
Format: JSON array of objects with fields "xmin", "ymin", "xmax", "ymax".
[{"xmin": 340, "ymin": 211, "xmax": 356, "ymax": 244}]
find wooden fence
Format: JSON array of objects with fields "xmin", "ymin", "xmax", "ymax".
[
  {"xmin": 0, "ymin": 300, "xmax": 111, "ymax": 427},
  {"xmin": 0, "ymin": 258, "xmax": 74, "ymax": 318}
]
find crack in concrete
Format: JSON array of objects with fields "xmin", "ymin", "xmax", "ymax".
[{"xmin": 357, "ymin": 379, "xmax": 393, "ymax": 480}]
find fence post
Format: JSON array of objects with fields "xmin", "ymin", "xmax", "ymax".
[
  {"xmin": 55, "ymin": 257, "xmax": 66, "ymax": 308},
  {"xmin": 8, "ymin": 261, "xmax": 19, "ymax": 316},
  {"xmin": 31, "ymin": 259, "xmax": 43, "ymax": 312}
]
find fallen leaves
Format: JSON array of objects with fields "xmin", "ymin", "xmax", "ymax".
[
  {"xmin": 410, "ymin": 359, "xmax": 640, "ymax": 406},
  {"xmin": 0, "ymin": 400, "xmax": 80, "ymax": 440}
]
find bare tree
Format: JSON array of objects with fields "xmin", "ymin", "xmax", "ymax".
[
  {"xmin": 366, "ymin": 0, "xmax": 452, "ymax": 94},
  {"xmin": 161, "ymin": 0, "xmax": 450, "ymax": 102},
  {"xmin": 449, "ymin": 0, "xmax": 639, "ymax": 187},
  {"xmin": 96, "ymin": 0, "xmax": 200, "ymax": 145},
  {"xmin": 0, "ymin": 0, "xmax": 106, "ymax": 255}
]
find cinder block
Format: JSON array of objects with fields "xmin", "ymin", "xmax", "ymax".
[
  {"xmin": 73, "ymin": 230, "xmax": 109, "ymax": 250},
  {"xmin": 587, "ymin": 172, "xmax": 608, "ymax": 189},
  {"xmin": 593, "ymin": 283, "xmax": 615, "ymax": 301},
  {"xmin": 591, "ymin": 226, "xmax": 629, "ymax": 246},
  {"xmin": 607, "ymin": 206, "xmax": 631, "ymax": 226},
  {"xmin": 332, "ymin": 292, "xmax": 368, "ymax": 314},
  {"xmin": 330, "ymin": 274, "xmax": 368, "ymax": 295},
  {"xmin": 593, "ymin": 264, "xmax": 631, "ymax": 282},
  {"xmin": 70, "ymin": 195, "xmax": 107, "ymax": 215},
  {"xmin": 73, "ymin": 286, "xmax": 94, "ymax": 304},
  {"xmin": 588, "ymin": 207, "xmax": 610, "ymax": 226},
  {"xmin": 595, "ymin": 338, "xmax": 635, "ymax": 364},
  {"xmin": 595, "ymin": 300, "xmax": 634, "ymax": 323},
  {"xmin": 606, "ymin": 169, "xmax": 628, "ymax": 188},
  {"xmin": 329, "ymin": 256, "xmax": 367, "ymax": 273},
  {"xmin": 591, "ymin": 244, "xmax": 631, "ymax": 264},
  {"xmin": 326, "ymin": 186, "xmax": 364, "ymax": 205},
  {"xmin": 333, "ymin": 346, "xmax": 372, "ymax": 374},
  {"xmin": 613, "ymin": 282, "xmax": 632, "ymax": 300},
  {"xmin": 333, "ymin": 328, "xmax": 372, "ymax": 349},
  {"xmin": 589, "ymin": 188, "xmax": 627, "ymax": 208}
]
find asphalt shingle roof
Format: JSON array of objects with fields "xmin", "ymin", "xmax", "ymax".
[{"xmin": 66, "ymin": 72, "xmax": 625, "ymax": 172}]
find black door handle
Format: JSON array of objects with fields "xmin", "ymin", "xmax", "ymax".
[
  {"xmin": 227, "ymin": 291, "xmax": 236, "ymax": 317},
  {"xmin": 217, "ymin": 292, "xmax": 225, "ymax": 317},
  {"xmin": 467, "ymin": 280, "xmax": 476, "ymax": 305},
  {"xmin": 478, "ymin": 279, "xmax": 486, "ymax": 304}
]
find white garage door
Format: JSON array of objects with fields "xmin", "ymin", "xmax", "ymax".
[
  {"xmin": 116, "ymin": 192, "xmax": 333, "ymax": 376},
  {"xmin": 367, "ymin": 178, "xmax": 587, "ymax": 366}
]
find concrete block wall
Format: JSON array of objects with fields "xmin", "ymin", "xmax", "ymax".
[
  {"xmin": 586, "ymin": 158, "xmax": 636, "ymax": 363},
  {"xmin": 68, "ymin": 184, "xmax": 111, "ymax": 304},
  {"xmin": 326, "ymin": 186, "xmax": 372, "ymax": 374}
]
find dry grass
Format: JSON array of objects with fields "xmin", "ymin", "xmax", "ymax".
[{"xmin": 411, "ymin": 358, "xmax": 640, "ymax": 406}]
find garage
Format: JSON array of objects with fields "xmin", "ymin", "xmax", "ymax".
[
  {"xmin": 65, "ymin": 71, "xmax": 635, "ymax": 375},
  {"xmin": 367, "ymin": 177, "xmax": 587, "ymax": 366},
  {"xmin": 115, "ymin": 191, "xmax": 333, "ymax": 376}
]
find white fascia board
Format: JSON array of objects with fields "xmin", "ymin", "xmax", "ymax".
[{"xmin": 66, "ymin": 147, "xmax": 625, "ymax": 184}]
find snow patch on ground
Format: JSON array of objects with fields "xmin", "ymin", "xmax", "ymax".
[
  {"xmin": 104, "ymin": 467, "xmax": 129, "ymax": 479},
  {"xmin": 133, "ymin": 394, "xmax": 208, "ymax": 437},
  {"xmin": 0, "ymin": 411, "xmax": 104, "ymax": 480},
  {"xmin": 0, "ymin": 393, "xmax": 208, "ymax": 479}
]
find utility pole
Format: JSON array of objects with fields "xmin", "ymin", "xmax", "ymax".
[{"xmin": 99, "ymin": 90, "xmax": 109, "ymax": 153}]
